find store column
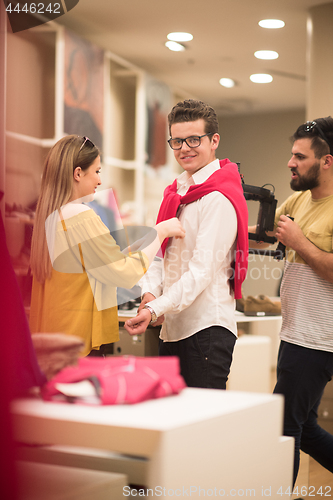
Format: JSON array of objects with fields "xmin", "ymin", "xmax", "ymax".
[{"xmin": 306, "ymin": 2, "xmax": 333, "ymax": 120}]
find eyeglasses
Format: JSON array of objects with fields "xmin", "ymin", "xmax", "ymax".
[
  {"xmin": 304, "ymin": 121, "xmax": 332, "ymax": 154},
  {"xmin": 79, "ymin": 136, "xmax": 95, "ymax": 152},
  {"xmin": 168, "ymin": 133, "xmax": 213, "ymax": 150}
]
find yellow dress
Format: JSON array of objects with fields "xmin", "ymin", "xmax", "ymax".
[{"xmin": 30, "ymin": 208, "xmax": 148, "ymax": 356}]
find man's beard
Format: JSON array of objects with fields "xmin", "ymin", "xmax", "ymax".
[{"xmin": 290, "ymin": 161, "xmax": 320, "ymax": 191}]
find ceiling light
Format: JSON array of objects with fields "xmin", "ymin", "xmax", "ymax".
[
  {"xmin": 167, "ymin": 32, "xmax": 193, "ymax": 42},
  {"xmin": 165, "ymin": 41, "xmax": 185, "ymax": 52},
  {"xmin": 259, "ymin": 19, "xmax": 285, "ymax": 29},
  {"xmin": 219, "ymin": 78, "xmax": 235, "ymax": 88},
  {"xmin": 250, "ymin": 73, "xmax": 273, "ymax": 83},
  {"xmin": 254, "ymin": 50, "xmax": 279, "ymax": 60}
]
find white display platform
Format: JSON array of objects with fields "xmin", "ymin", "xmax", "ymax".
[
  {"xmin": 12, "ymin": 388, "xmax": 293, "ymax": 498},
  {"xmin": 236, "ymin": 311, "xmax": 282, "ymax": 368},
  {"xmin": 228, "ymin": 335, "xmax": 271, "ymax": 392},
  {"xmin": 16, "ymin": 460, "xmax": 127, "ymax": 500}
]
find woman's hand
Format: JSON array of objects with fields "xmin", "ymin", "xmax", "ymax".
[{"xmin": 156, "ymin": 217, "xmax": 185, "ymax": 242}]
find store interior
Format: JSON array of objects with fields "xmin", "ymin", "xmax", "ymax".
[{"xmin": 1, "ymin": 1, "xmax": 333, "ymax": 498}]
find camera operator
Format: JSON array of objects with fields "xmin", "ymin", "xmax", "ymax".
[{"xmin": 254, "ymin": 117, "xmax": 333, "ymax": 485}]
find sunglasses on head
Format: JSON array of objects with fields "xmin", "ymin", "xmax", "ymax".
[
  {"xmin": 303, "ymin": 121, "xmax": 332, "ymax": 155},
  {"xmin": 79, "ymin": 136, "xmax": 95, "ymax": 152}
]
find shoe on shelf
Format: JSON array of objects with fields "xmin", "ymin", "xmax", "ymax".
[
  {"xmin": 236, "ymin": 297, "xmax": 245, "ymax": 312},
  {"xmin": 243, "ymin": 294, "xmax": 281, "ymax": 316}
]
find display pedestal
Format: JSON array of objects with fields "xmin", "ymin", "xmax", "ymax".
[
  {"xmin": 16, "ymin": 461, "xmax": 127, "ymax": 500},
  {"xmin": 235, "ymin": 311, "xmax": 282, "ymax": 369},
  {"xmin": 228, "ymin": 335, "xmax": 271, "ymax": 392},
  {"xmin": 12, "ymin": 388, "xmax": 293, "ymax": 498}
]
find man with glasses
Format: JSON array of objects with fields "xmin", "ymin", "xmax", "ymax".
[
  {"xmin": 270, "ymin": 117, "xmax": 333, "ymax": 484},
  {"xmin": 125, "ymin": 99, "xmax": 248, "ymax": 389}
]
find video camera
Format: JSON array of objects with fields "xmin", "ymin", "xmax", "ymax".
[{"xmin": 237, "ymin": 164, "xmax": 286, "ymax": 260}]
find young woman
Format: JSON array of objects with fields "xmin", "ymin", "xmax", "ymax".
[{"xmin": 30, "ymin": 135, "xmax": 185, "ymax": 356}]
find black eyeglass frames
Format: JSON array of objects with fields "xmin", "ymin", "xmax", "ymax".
[{"xmin": 168, "ymin": 133, "xmax": 214, "ymax": 150}]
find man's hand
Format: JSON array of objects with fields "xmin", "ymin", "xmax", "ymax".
[
  {"xmin": 138, "ymin": 293, "xmax": 165, "ymax": 326},
  {"xmin": 124, "ymin": 308, "xmax": 151, "ymax": 335},
  {"xmin": 276, "ymin": 214, "xmax": 333, "ymax": 283},
  {"xmin": 248, "ymin": 224, "xmax": 276, "ymax": 249},
  {"xmin": 276, "ymin": 214, "xmax": 304, "ymax": 251}
]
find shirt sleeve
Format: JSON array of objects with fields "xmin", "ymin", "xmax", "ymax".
[
  {"xmin": 148, "ymin": 192, "xmax": 237, "ymax": 318},
  {"xmin": 274, "ymin": 192, "xmax": 301, "ymax": 229},
  {"xmin": 53, "ymin": 212, "xmax": 149, "ymax": 289},
  {"xmin": 274, "ymin": 200, "xmax": 289, "ymax": 229},
  {"xmin": 139, "ymin": 257, "xmax": 163, "ymax": 299}
]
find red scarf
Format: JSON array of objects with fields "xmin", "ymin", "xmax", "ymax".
[{"xmin": 156, "ymin": 159, "xmax": 248, "ymax": 299}]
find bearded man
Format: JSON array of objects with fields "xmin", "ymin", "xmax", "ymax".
[{"xmin": 272, "ymin": 117, "xmax": 333, "ymax": 485}]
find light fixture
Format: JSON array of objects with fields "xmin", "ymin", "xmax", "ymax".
[
  {"xmin": 254, "ymin": 50, "xmax": 279, "ymax": 60},
  {"xmin": 258, "ymin": 19, "xmax": 285, "ymax": 29},
  {"xmin": 250, "ymin": 73, "xmax": 273, "ymax": 83},
  {"xmin": 219, "ymin": 78, "xmax": 235, "ymax": 88},
  {"xmin": 165, "ymin": 41, "xmax": 185, "ymax": 52},
  {"xmin": 167, "ymin": 32, "xmax": 193, "ymax": 42}
]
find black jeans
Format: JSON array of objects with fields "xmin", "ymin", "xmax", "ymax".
[
  {"xmin": 273, "ymin": 340, "xmax": 333, "ymax": 486},
  {"xmin": 159, "ymin": 326, "xmax": 236, "ymax": 389},
  {"xmin": 87, "ymin": 343, "xmax": 114, "ymax": 357}
]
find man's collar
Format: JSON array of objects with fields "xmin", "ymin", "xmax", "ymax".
[
  {"xmin": 192, "ymin": 159, "xmax": 220, "ymax": 184},
  {"xmin": 177, "ymin": 159, "xmax": 220, "ymax": 188}
]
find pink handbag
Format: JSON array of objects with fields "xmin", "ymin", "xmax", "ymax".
[{"xmin": 42, "ymin": 356, "xmax": 186, "ymax": 405}]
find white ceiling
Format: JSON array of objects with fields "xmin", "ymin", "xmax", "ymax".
[{"xmin": 58, "ymin": 0, "xmax": 332, "ymax": 116}]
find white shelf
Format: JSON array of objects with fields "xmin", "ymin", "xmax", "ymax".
[
  {"xmin": 235, "ymin": 311, "xmax": 282, "ymax": 322},
  {"xmin": 12, "ymin": 389, "xmax": 294, "ymax": 492}
]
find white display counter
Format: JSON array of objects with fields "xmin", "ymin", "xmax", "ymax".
[
  {"xmin": 236, "ymin": 311, "xmax": 282, "ymax": 368},
  {"xmin": 12, "ymin": 388, "xmax": 294, "ymax": 498},
  {"xmin": 118, "ymin": 310, "xmax": 282, "ymax": 369},
  {"xmin": 228, "ymin": 335, "xmax": 272, "ymax": 392},
  {"xmin": 117, "ymin": 310, "xmax": 281, "ymax": 393}
]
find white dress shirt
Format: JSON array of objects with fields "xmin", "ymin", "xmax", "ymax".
[{"xmin": 140, "ymin": 159, "xmax": 238, "ymax": 342}]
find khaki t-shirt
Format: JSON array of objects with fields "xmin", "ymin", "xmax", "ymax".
[{"xmin": 274, "ymin": 191, "xmax": 333, "ymax": 352}]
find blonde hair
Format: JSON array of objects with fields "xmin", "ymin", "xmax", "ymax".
[{"xmin": 30, "ymin": 135, "xmax": 99, "ymax": 283}]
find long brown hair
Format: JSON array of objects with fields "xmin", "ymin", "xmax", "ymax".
[{"xmin": 30, "ymin": 135, "xmax": 99, "ymax": 283}]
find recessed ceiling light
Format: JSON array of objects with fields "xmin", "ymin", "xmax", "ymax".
[
  {"xmin": 167, "ymin": 32, "xmax": 193, "ymax": 42},
  {"xmin": 259, "ymin": 19, "xmax": 285, "ymax": 29},
  {"xmin": 219, "ymin": 78, "xmax": 235, "ymax": 88},
  {"xmin": 254, "ymin": 50, "xmax": 279, "ymax": 60},
  {"xmin": 250, "ymin": 73, "xmax": 273, "ymax": 83},
  {"xmin": 165, "ymin": 41, "xmax": 186, "ymax": 52}
]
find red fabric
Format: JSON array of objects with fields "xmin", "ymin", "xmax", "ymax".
[
  {"xmin": 156, "ymin": 159, "xmax": 248, "ymax": 299},
  {"xmin": 0, "ymin": 209, "xmax": 46, "ymax": 500},
  {"xmin": 42, "ymin": 356, "xmax": 186, "ymax": 405}
]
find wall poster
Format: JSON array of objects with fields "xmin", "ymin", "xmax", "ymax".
[{"xmin": 64, "ymin": 29, "xmax": 104, "ymax": 150}]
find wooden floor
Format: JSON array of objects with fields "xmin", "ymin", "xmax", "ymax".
[
  {"xmin": 308, "ymin": 458, "xmax": 333, "ymax": 497},
  {"xmin": 292, "ymin": 457, "xmax": 333, "ymax": 499}
]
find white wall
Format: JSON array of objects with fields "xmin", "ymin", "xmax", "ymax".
[{"xmin": 6, "ymin": 30, "xmax": 56, "ymax": 208}]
